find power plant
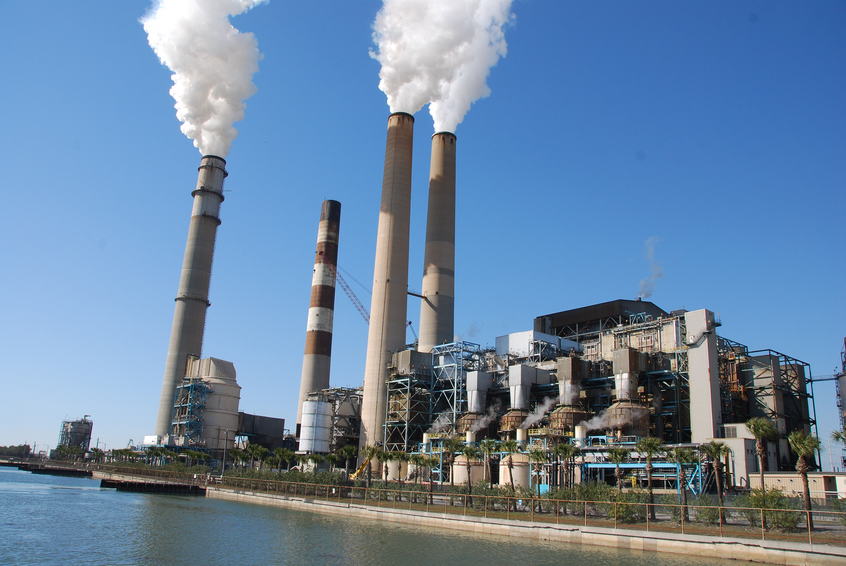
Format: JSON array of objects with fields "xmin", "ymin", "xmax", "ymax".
[{"xmin": 142, "ymin": 115, "xmax": 819, "ymax": 495}]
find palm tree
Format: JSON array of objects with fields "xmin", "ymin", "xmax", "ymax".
[
  {"xmin": 361, "ymin": 445, "xmax": 381, "ymax": 488},
  {"xmin": 788, "ymin": 430, "xmax": 821, "ymax": 530},
  {"xmin": 528, "ymin": 448, "xmax": 548, "ymax": 506},
  {"xmin": 832, "ymin": 429, "xmax": 846, "ymax": 444},
  {"xmin": 636, "ymin": 437, "xmax": 664, "ymax": 520},
  {"xmin": 499, "ymin": 439, "xmax": 519, "ymax": 495},
  {"xmin": 607, "ymin": 447, "xmax": 630, "ymax": 492},
  {"xmin": 409, "ymin": 453, "xmax": 425, "ymax": 484},
  {"xmin": 553, "ymin": 443, "xmax": 578, "ymax": 489},
  {"xmin": 336, "ymin": 444, "xmax": 357, "ymax": 476},
  {"xmin": 325, "ymin": 453, "xmax": 339, "ymax": 472},
  {"xmin": 441, "ymin": 436, "xmax": 465, "ymax": 488},
  {"xmin": 253, "ymin": 445, "xmax": 269, "ymax": 470},
  {"xmin": 479, "ymin": 439, "xmax": 499, "ymax": 489},
  {"xmin": 273, "ymin": 448, "xmax": 294, "ymax": 472},
  {"xmin": 666, "ymin": 447, "xmax": 695, "ymax": 523},
  {"xmin": 701, "ymin": 440, "xmax": 730, "ymax": 523},
  {"xmin": 462, "ymin": 445, "xmax": 482, "ymax": 505},
  {"xmin": 746, "ymin": 417, "xmax": 777, "ymax": 491},
  {"xmin": 380, "ymin": 450, "xmax": 394, "ymax": 483}
]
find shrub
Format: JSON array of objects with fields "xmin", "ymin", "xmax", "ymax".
[
  {"xmin": 689, "ymin": 495, "xmax": 721, "ymax": 525},
  {"xmin": 735, "ymin": 489, "xmax": 801, "ymax": 531},
  {"xmin": 610, "ymin": 490, "xmax": 648, "ymax": 523}
]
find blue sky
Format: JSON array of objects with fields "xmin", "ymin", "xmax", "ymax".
[{"xmin": 1, "ymin": 1, "xmax": 844, "ymax": 466}]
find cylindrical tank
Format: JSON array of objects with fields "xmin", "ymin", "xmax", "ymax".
[
  {"xmin": 298, "ymin": 400, "xmax": 332, "ymax": 453},
  {"xmin": 452, "ymin": 455, "xmax": 485, "ymax": 485},
  {"xmin": 548, "ymin": 405, "xmax": 591, "ymax": 432},
  {"xmin": 516, "ymin": 428, "xmax": 528, "ymax": 443},
  {"xmin": 465, "ymin": 431, "xmax": 476, "ymax": 444},
  {"xmin": 456, "ymin": 412, "xmax": 484, "ymax": 434},
  {"xmin": 360, "ymin": 113, "xmax": 415, "ymax": 451},
  {"xmin": 418, "ymin": 132, "xmax": 456, "ymax": 353},
  {"xmin": 499, "ymin": 410, "xmax": 529, "ymax": 432},
  {"xmin": 386, "ymin": 459, "xmax": 409, "ymax": 481},
  {"xmin": 498, "ymin": 452, "xmax": 530, "ymax": 489},
  {"xmin": 604, "ymin": 400, "xmax": 650, "ymax": 438},
  {"xmin": 296, "ymin": 200, "xmax": 341, "ymax": 438},
  {"xmin": 156, "ymin": 155, "xmax": 227, "ymax": 438},
  {"xmin": 574, "ymin": 425, "xmax": 587, "ymax": 444}
]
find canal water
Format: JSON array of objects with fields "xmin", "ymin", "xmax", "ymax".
[{"xmin": 0, "ymin": 467, "xmax": 753, "ymax": 566}]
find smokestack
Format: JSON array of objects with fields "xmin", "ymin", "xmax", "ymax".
[
  {"xmin": 359, "ymin": 113, "xmax": 414, "ymax": 449},
  {"xmin": 155, "ymin": 155, "xmax": 227, "ymax": 438},
  {"xmin": 295, "ymin": 200, "xmax": 341, "ymax": 438},
  {"xmin": 418, "ymin": 132, "xmax": 456, "ymax": 352}
]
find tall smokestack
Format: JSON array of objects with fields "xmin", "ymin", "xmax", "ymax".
[
  {"xmin": 155, "ymin": 156, "xmax": 227, "ymax": 438},
  {"xmin": 359, "ymin": 112, "xmax": 414, "ymax": 449},
  {"xmin": 296, "ymin": 200, "xmax": 341, "ymax": 438},
  {"xmin": 418, "ymin": 132, "xmax": 456, "ymax": 352}
]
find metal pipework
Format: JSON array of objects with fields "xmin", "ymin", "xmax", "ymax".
[
  {"xmin": 296, "ymin": 200, "xmax": 341, "ymax": 439},
  {"xmin": 155, "ymin": 155, "xmax": 227, "ymax": 438},
  {"xmin": 359, "ymin": 113, "xmax": 414, "ymax": 450},
  {"xmin": 418, "ymin": 132, "xmax": 456, "ymax": 352}
]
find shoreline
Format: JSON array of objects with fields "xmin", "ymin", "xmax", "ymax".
[{"xmin": 206, "ymin": 485, "xmax": 845, "ymax": 566}]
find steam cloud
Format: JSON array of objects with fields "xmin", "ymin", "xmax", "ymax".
[
  {"xmin": 520, "ymin": 396, "xmax": 559, "ymax": 429},
  {"xmin": 428, "ymin": 413, "xmax": 452, "ymax": 434},
  {"xmin": 579, "ymin": 405, "xmax": 648, "ymax": 432},
  {"xmin": 142, "ymin": 0, "xmax": 266, "ymax": 157},
  {"xmin": 638, "ymin": 236, "xmax": 663, "ymax": 299},
  {"xmin": 371, "ymin": 0, "xmax": 513, "ymax": 132},
  {"xmin": 470, "ymin": 402, "xmax": 500, "ymax": 433}
]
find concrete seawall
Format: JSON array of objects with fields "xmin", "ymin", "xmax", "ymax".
[{"xmin": 207, "ymin": 487, "xmax": 846, "ymax": 566}]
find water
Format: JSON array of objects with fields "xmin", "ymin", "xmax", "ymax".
[{"xmin": 0, "ymin": 467, "xmax": 752, "ymax": 566}]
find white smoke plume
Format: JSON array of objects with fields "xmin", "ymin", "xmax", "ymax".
[
  {"xmin": 560, "ymin": 381, "xmax": 580, "ymax": 405},
  {"xmin": 371, "ymin": 0, "xmax": 513, "ymax": 132},
  {"xmin": 579, "ymin": 405, "xmax": 648, "ymax": 432},
  {"xmin": 470, "ymin": 402, "xmax": 500, "ymax": 433},
  {"xmin": 142, "ymin": 0, "xmax": 266, "ymax": 157},
  {"xmin": 428, "ymin": 413, "xmax": 452, "ymax": 434},
  {"xmin": 638, "ymin": 236, "xmax": 663, "ymax": 299},
  {"xmin": 520, "ymin": 396, "xmax": 559, "ymax": 429}
]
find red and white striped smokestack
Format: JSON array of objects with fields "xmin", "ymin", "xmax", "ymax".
[
  {"xmin": 295, "ymin": 200, "xmax": 341, "ymax": 439},
  {"xmin": 155, "ymin": 155, "xmax": 227, "ymax": 438},
  {"xmin": 359, "ymin": 112, "xmax": 414, "ymax": 449},
  {"xmin": 418, "ymin": 132, "xmax": 456, "ymax": 352}
]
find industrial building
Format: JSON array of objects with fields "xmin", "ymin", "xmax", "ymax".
[
  {"xmin": 287, "ymin": 111, "xmax": 818, "ymax": 494},
  {"xmin": 148, "ymin": 116, "xmax": 817, "ymax": 492},
  {"xmin": 56, "ymin": 416, "xmax": 93, "ymax": 454}
]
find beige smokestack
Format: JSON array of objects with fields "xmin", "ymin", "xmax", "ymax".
[
  {"xmin": 359, "ymin": 113, "xmax": 414, "ymax": 449},
  {"xmin": 418, "ymin": 132, "xmax": 456, "ymax": 352},
  {"xmin": 296, "ymin": 200, "xmax": 341, "ymax": 439},
  {"xmin": 155, "ymin": 155, "xmax": 227, "ymax": 438}
]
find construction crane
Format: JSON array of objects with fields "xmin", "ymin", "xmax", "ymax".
[
  {"xmin": 333, "ymin": 268, "xmax": 370, "ymax": 323},
  {"xmin": 332, "ymin": 268, "xmax": 419, "ymax": 341}
]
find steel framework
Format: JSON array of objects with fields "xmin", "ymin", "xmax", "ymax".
[{"xmin": 170, "ymin": 378, "xmax": 210, "ymax": 447}]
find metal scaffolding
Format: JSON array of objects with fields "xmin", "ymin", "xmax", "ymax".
[
  {"xmin": 170, "ymin": 378, "xmax": 210, "ymax": 447},
  {"xmin": 430, "ymin": 341, "xmax": 481, "ymax": 433}
]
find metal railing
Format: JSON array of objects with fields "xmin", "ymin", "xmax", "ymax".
[
  {"xmin": 17, "ymin": 461, "xmax": 846, "ymax": 548},
  {"xmin": 216, "ymin": 476, "xmax": 846, "ymax": 548}
]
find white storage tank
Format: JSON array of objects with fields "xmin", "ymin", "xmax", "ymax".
[
  {"xmin": 452, "ymin": 455, "xmax": 486, "ymax": 485},
  {"xmin": 299, "ymin": 400, "xmax": 332, "ymax": 453},
  {"xmin": 498, "ymin": 452, "xmax": 530, "ymax": 489}
]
